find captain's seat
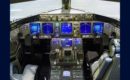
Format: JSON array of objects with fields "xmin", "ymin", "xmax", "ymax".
[
  {"xmin": 10, "ymin": 64, "xmax": 38, "ymax": 80},
  {"xmin": 101, "ymin": 39, "xmax": 120, "ymax": 80},
  {"xmin": 89, "ymin": 38, "xmax": 120, "ymax": 80},
  {"xmin": 90, "ymin": 51, "xmax": 112, "ymax": 80}
]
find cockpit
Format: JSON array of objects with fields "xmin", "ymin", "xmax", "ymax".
[{"xmin": 10, "ymin": 0, "xmax": 120, "ymax": 80}]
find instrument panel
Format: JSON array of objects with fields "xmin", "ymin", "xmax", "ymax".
[{"xmin": 20, "ymin": 21, "xmax": 111, "ymax": 38}]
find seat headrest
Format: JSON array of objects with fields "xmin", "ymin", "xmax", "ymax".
[
  {"xmin": 109, "ymin": 39, "xmax": 120, "ymax": 57},
  {"xmin": 109, "ymin": 45, "xmax": 115, "ymax": 57}
]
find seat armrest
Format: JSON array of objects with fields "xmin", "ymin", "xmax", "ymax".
[
  {"xmin": 91, "ymin": 60, "xmax": 99, "ymax": 75},
  {"xmin": 90, "ymin": 52, "xmax": 109, "ymax": 75},
  {"xmin": 93, "ymin": 57, "xmax": 112, "ymax": 80},
  {"xmin": 10, "ymin": 63, "xmax": 22, "ymax": 80}
]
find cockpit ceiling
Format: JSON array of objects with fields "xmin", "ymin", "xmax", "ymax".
[
  {"xmin": 104, "ymin": 0, "xmax": 120, "ymax": 2},
  {"xmin": 10, "ymin": 0, "xmax": 120, "ymax": 21},
  {"xmin": 10, "ymin": 0, "xmax": 34, "ymax": 4}
]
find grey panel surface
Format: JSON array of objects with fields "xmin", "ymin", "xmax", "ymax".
[{"xmin": 108, "ymin": 54, "xmax": 120, "ymax": 80}]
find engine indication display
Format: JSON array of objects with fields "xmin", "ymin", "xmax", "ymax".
[{"xmin": 61, "ymin": 23, "xmax": 73, "ymax": 35}]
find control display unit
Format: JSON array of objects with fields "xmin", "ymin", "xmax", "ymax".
[
  {"xmin": 30, "ymin": 23, "xmax": 40, "ymax": 35},
  {"xmin": 52, "ymin": 38, "xmax": 60, "ymax": 47},
  {"xmin": 42, "ymin": 23, "xmax": 53, "ymax": 35},
  {"xmin": 63, "ymin": 71, "xmax": 71, "ymax": 77},
  {"xmin": 61, "ymin": 23, "xmax": 73, "ymax": 35},
  {"xmin": 80, "ymin": 22, "xmax": 91, "ymax": 34},
  {"xmin": 74, "ymin": 38, "xmax": 82, "ymax": 46}
]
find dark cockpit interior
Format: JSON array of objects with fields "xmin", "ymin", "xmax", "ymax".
[{"xmin": 10, "ymin": 0, "xmax": 120, "ymax": 80}]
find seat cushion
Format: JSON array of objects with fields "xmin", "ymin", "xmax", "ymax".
[
  {"xmin": 10, "ymin": 63, "xmax": 22, "ymax": 80},
  {"xmin": 22, "ymin": 65, "xmax": 38, "ymax": 80},
  {"xmin": 11, "ymin": 74, "xmax": 22, "ymax": 80},
  {"xmin": 10, "ymin": 64, "xmax": 38, "ymax": 80}
]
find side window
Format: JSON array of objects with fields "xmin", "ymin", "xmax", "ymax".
[
  {"xmin": 10, "ymin": 28, "xmax": 20, "ymax": 56},
  {"xmin": 10, "ymin": 39, "xmax": 18, "ymax": 56}
]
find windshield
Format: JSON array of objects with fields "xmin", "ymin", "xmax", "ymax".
[{"xmin": 10, "ymin": 0, "xmax": 120, "ymax": 21}]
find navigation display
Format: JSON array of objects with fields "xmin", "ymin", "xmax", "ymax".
[
  {"xmin": 42, "ymin": 23, "xmax": 53, "ymax": 35},
  {"xmin": 30, "ymin": 23, "xmax": 40, "ymax": 35},
  {"xmin": 61, "ymin": 23, "xmax": 72, "ymax": 34},
  {"xmin": 80, "ymin": 22, "xmax": 91, "ymax": 34},
  {"xmin": 93, "ymin": 22, "xmax": 104, "ymax": 35},
  {"xmin": 61, "ymin": 38, "xmax": 72, "ymax": 47}
]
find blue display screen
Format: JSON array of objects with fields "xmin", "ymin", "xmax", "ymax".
[
  {"xmin": 42, "ymin": 23, "xmax": 53, "ymax": 35},
  {"xmin": 61, "ymin": 23, "xmax": 72, "ymax": 34},
  {"xmin": 30, "ymin": 23, "xmax": 40, "ymax": 35},
  {"xmin": 93, "ymin": 22, "xmax": 104, "ymax": 35},
  {"xmin": 63, "ymin": 71, "xmax": 71, "ymax": 77},
  {"xmin": 61, "ymin": 38, "xmax": 72, "ymax": 47},
  {"xmin": 74, "ymin": 38, "xmax": 81, "ymax": 45},
  {"xmin": 80, "ymin": 22, "xmax": 91, "ymax": 34},
  {"xmin": 52, "ymin": 39, "xmax": 59, "ymax": 45}
]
